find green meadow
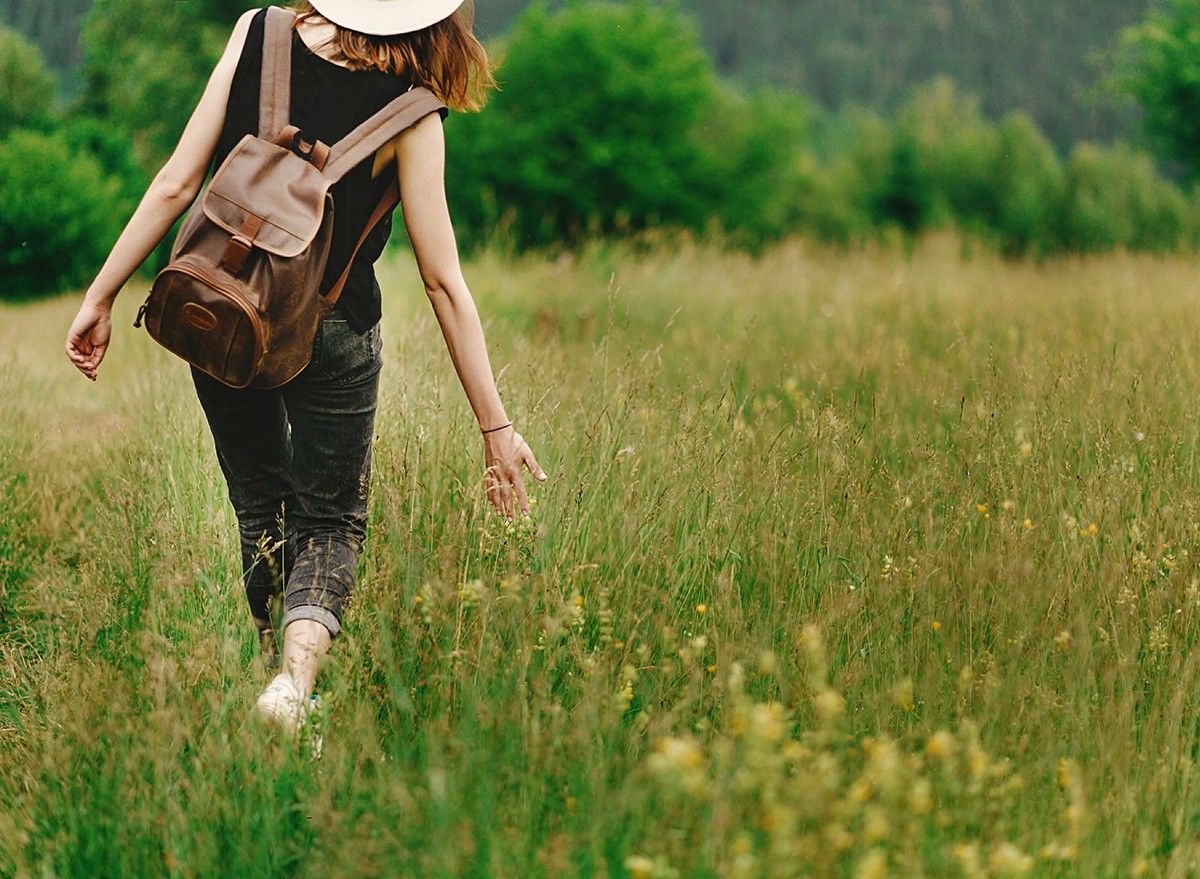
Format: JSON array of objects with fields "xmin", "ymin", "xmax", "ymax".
[{"xmin": 4, "ymin": 238, "xmax": 1200, "ymax": 877}]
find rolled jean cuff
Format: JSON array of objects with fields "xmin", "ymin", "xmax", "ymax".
[{"xmin": 283, "ymin": 604, "xmax": 341, "ymax": 640}]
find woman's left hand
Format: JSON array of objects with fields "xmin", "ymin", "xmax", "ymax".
[
  {"xmin": 65, "ymin": 303, "xmax": 113, "ymax": 381},
  {"xmin": 483, "ymin": 426, "xmax": 548, "ymax": 518}
]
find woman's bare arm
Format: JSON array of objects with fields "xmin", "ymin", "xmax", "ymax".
[
  {"xmin": 83, "ymin": 9, "xmax": 254, "ymax": 310},
  {"xmin": 382, "ymin": 113, "xmax": 548, "ymax": 516},
  {"xmin": 65, "ymin": 10, "xmax": 256, "ymax": 379}
]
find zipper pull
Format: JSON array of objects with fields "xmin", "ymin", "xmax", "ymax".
[{"xmin": 133, "ymin": 300, "xmax": 148, "ymax": 328}]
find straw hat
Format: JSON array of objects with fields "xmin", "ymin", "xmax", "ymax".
[{"xmin": 306, "ymin": 0, "xmax": 467, "ymax": 35}]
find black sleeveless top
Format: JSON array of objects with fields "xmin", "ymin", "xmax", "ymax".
[{"xmin": 211, "ymin": 8, "xmax": 445, "ymax": 332}]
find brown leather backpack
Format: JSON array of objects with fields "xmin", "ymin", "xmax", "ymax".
[{"xmin": 134, "ymin": 6, "xmax": 446, "ymax": 389}]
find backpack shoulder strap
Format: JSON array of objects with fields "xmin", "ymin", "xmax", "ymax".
[
  {"xmin": 320, "ymin": 176, "xmax": 400, "ymax": 313},
  {"xmin": 321, "ymin": 85, "xmax": 447, "ymax": 183},
  {"xmin": 259, "ymin": 6, "xmax": 295, "ymax": 139},
  {"xmin": 318, "ymin": 87, "xmax": 447, "ymax": 309}
]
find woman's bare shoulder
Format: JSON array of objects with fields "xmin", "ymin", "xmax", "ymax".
[
  {"xmin": 372, "ymin": 108, "xmax": 444, "ymax": 179},
  {"xmin": 224, "ymin": 8, "xmax": 261, "ymax": 60}
]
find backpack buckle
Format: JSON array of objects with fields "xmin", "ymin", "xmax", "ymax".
[
  {"xmin": 290, "ymin": 129, "xmax": 314, "ymax": 157},
  {"xmin": 288, "ymin": 130, "xmax": 330, "ymax": 171},
  {"xmin": 220, "ymin": 213, "xmax": 266, "ymax": 276},
  {"xmin": 221, "ymin": 234, "xmax": 254, "ymax": 275}
]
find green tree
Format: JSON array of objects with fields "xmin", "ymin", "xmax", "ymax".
[
  {"xmin": 446, "ymin": 2, "xmax": 719, "ymax": 249},
  {"xmin": 1114, "ymin": 0, "xmax": 1200, "ymax": 181},
  {"xmin": 700, "ymin": 84, "xmax": 813, "ymax": 250},
  {"xmin": 473, "ymin": 0, "xmax": 1154, "ymax": 150},
  {"xmin": 987, "ymin": 114, "xmax": 1064, "ymax": 256},
  {"xmin": 1060, "ymin": 143, "xmax": 1195, "ymax": 252},
  {"xmin": 0, "ymin": 129, "xmax": 127, "ymax": 298},
  {"xmin": 0, "ymin": 26, "xmax": 55, "ymax": 137},
  {"xmin": 58, "ymin": 113, "xmax": 148, "ymax": 214},
  {"xmin": 78, "ymin": 0, "xmax": 254, "ymax": 170},
  {"xmin": 892, "ymin": 79, "xmax": 998, "ymax": 231}
]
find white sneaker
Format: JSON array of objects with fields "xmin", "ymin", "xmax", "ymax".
[{"xmin": 255, "ymin": 673, "xmax": 308, "ymax": 735}]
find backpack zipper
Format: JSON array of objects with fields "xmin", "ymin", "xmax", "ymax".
[{"xmin": 152, "ymin": 258, "xmax": 267, "ymax": 381}]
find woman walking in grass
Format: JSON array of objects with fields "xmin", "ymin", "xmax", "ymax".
[{"xmin": 63, "ymin": 0, "xmax": 547, "ymax": 734}]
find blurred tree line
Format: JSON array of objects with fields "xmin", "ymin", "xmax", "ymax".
[
  {"xmin": 477, "ymin": 0, "xmax": 1158, "ymax": 151},
  {"xmin": 0, "ymin": 0, "xmax": 1198, "ymax": 298},
  {"xmin": 0, "ymin": 0, "xmax": 90, "ymax": 91},
  {"xmin": 4, "ymin": 0, "xmax": 1157, "ymax": 149}
]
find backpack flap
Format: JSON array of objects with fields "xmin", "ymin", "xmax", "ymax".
[{"xmin": 202, "ymin": 133, "xmax": 332, "ymax": 261}]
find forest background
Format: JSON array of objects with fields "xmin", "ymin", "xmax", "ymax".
[{"xmin": 2, "ymin": 0, "xmax": 1200, "ymax": 296}]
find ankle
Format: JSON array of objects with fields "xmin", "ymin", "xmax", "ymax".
[
  {"xmin": 285, "ymin": 669, "xmax": 314, "ymax": 701},
  {"xmin": 281, "ymin": 618, "xmax": 332, "ymax": 701}
]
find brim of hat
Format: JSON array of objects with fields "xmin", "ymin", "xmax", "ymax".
[{"xmin": 307, "ymin": 0, "xmax": 466, "ymax": 35}]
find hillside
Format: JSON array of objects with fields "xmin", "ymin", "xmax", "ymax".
[{"xmin": 1, "ymin": 0, "xmax": 1157, "ymax": 149}]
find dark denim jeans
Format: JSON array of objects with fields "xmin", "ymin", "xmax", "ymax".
[{"xmin": 191, "ymin": 314, "xmax": 383, "ymax": 641}]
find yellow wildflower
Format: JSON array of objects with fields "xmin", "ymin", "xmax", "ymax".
[
  {"xmin": 910, "ymin": 777, "xmax": 933, "ymax": 814},
  {"xmin": 624, "ymin": 856, "xmax": 654, "ymax": 879},
  {"xmin": 744, "ymin": 702, "xmax": 787, "ymax": 743},
  {"xmin": 988, "ymin": 842, "xmax": 1034, "ymax": 875},
  {"xmin": 814, "ymin": 688, "xmax": 845, "ymax": 723},
  {"xmin": 862, "ymin": 807, "xmax": 889, "ymax": 843},
  {"xmin": 757, "ymin": 650, "xmax": 778, "ymax": 674},
  {"xmin": 926, "ymin": 730, "xmax": 955, "ymax": 759},
  {"xmin": 856, "ymin": 849, "xmax": 887, "ymax": 879}
]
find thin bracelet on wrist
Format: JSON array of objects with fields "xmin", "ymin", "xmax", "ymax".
[{"xmin": 481, "ymin": 421, "xmax": 513, "ymax": 435}]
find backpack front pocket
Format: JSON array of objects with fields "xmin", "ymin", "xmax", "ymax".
[{"xmin": 139, "ymin": 254, "xmax": 266, "ymax": 389}]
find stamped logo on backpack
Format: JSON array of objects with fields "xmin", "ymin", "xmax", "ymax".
[{"xmin": 181, "ymin": 303, "xmax": 219, "ymax": 332}]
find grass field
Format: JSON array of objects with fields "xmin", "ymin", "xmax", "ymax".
[{"xmin": 4, "ymin": 237, "xmax": 1200, "ymax": 877}]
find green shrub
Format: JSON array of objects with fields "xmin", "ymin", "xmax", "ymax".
[
  {"xmin": 806, "ymin": 80, "xmax": 1200, "ymax": 258},
  {"xmin": 700, "ymin": 85, "xmax": 814, "ymax": 250},
  {"xmin": 985, "ymin": 114, "xmax": 1065, "ymax": 256},
  {"xmin": 786, "ymin": 158, "xmax": 861, "ymax": 245},
  {"xmin": 816, "ymin": 109, "xmax": 897, "ymax": 243},
  {"xmin": 1061, "ymin": 143, "xmax": 1195, "ymax": 252},
  {"xmin": 832, "ymin": 80, "xmax": 995, "ymax": 237},
  {"xmin": 0, "ymin": 27, "xmax": 56, "ymax": 138},
  {"xmin": 894, "ymin": 79, "xmax": 998, "ymax": 230},
  {"xmin": 446, "ymin": 1, "xmax": 719, "ymax": 250},
  {"xmin": 57, "ymin": 115, "xmax": 149, "ymax": 213},
  {"xmin": 863, "ymin": 80, "xmax": 1067, "ymax": 254},
  {"xmin": 0, "ymin": 129, "xmax": 128, "ymax": 299}
]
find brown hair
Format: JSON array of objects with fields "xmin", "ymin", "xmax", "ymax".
[{"xmin": 289, "ymin": 1, "xmax": 497, "ymax": 111}]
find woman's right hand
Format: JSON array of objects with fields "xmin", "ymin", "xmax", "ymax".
[
  {"xmin": 65, "ymin": 302, "xmax": 113, "ymax": 382},
  {"xmin": 484, "ymin": 426, "xmax": 548, "ymax": 518}
]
